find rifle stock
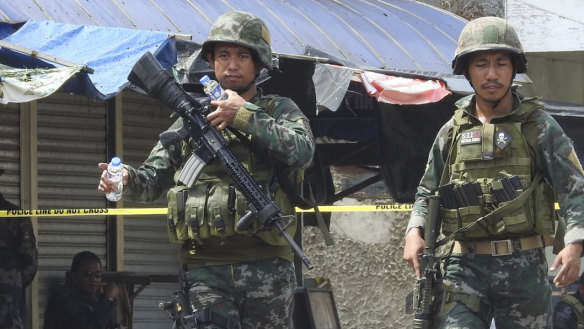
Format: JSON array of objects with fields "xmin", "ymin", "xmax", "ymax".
[
  {"xmin": 128, "ymin": 52, "xmax": 314, "ymax": 270},
  {"xmin": 413, "ymin": 195, "xmax": 442, "ymax": 329}
]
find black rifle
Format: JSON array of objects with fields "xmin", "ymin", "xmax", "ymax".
[
  {"xmin": 160, "ymin": 286, "xmax": 196, "ymax": 328},
  {"xmin": 412, "ymin": 195, "xmax": 442, "ymax": 329},
  {"xmin": 127, "ymin": 52, "xmax": 313, "ymax": 270}
]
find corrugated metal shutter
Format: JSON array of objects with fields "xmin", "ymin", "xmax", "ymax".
[
  {"xmin": 121, "ymin": 90, "xmax": 181, "ymax": 329},
  {"xmin": 35, "ymin": 93, "xmax": 109, "ymax": 326},
  {"xmin": 0, "ymin": 102, "xmax": 21, "ymax": 203}
]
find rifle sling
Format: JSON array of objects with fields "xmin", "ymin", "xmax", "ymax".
[{"xmin": 438, "ymin": 171, "xmax": 544, "ymax": 247}]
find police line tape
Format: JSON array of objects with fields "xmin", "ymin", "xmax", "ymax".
[
  {"xmin": 1, "ymin": 203, "xmax": 561, "ymax": 218},
  {"xmin": 0, "ymin": 204, "xmax": 415, "ymax": 218}
]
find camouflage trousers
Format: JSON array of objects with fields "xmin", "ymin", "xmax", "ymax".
[
  {"xmin": 184, "ymin": 257, "xmax": 296, "ymax": 329},
  {"xmin": 434, "ymin": 247, "xmax": 552, "ymax": 329}
]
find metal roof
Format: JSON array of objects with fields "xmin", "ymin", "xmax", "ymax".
[{"xmin": 0, "ymin": 0, "xmax": 467, "ymax": 80}]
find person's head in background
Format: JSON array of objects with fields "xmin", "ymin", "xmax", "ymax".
[{"xmin": 70, "ymin": 250, "xmax": 102, "ymax": 296}]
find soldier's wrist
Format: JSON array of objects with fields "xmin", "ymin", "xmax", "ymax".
[{"xmin": 406, "ymin": 226, "xmax": 424, "ymax": 238}]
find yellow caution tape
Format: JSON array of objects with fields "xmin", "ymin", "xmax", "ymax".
[
  {"xmin": 0, "ymin": 202, "xmax": 560, "ymax": 218},
  {"xmin": 1, "ymin": 204, "xmax": 413, "ymax": 218},
  {"xmin": 295, "ymin": 204, "xmax": 413, "ymax": 212},
  {"xmin": 0, "ymin": 208, "xmax": 168, "ymax": 218}
]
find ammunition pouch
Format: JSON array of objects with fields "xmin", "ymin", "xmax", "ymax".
[
  {"xmin": 532, "ymin": 182, "xmax": 556, "ymax": 236},
  {"xmin": 166, "ymin": 182, "xmax": 296, "ymax": 246},
  {"xmin": 167, "ymin": 185, "xmax": 190, "ymax": 243},
  {"xmin": 440, "ymin": 174, "xmax": 556, "ymax": 240}
]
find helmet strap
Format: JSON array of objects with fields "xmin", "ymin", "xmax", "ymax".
[
  {"xmin": 231, "ymin": 81, "xmax": 255, "ymax": 94},
  {"xmin": 229, "ymin": 64, "xmax": 261, "ymax": 94},
  {"xmin": 489, "ymin": 73, "xmax": 516, "ymax": 109}
]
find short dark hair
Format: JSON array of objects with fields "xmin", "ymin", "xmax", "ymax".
[{"xmin": 71, "ymin": 251, "xmax": 101, "ymax": 273}]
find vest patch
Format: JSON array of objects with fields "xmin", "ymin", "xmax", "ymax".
[
  {"xmin": 495, "ymin": 128, "xmax": 512, "ymax": 150},
  {"xmin": 461, "ymin": 129, "xmax": 481, "ymax": 145}
]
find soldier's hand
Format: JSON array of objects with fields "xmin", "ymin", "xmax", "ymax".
[
  {"xmin": 404, "ymin": 227, "xmax": 425, "ymax": 278},
  {"xmin": 97, "ymin": 163, "xmax": 129, "ymax": 193},
  {"xmin": 207, "ymin": 89, "xmax": 245, "ymax": 131},
  {"xmin": 550, "ymin": 242, "xmax": 583, "ymax": 287}
]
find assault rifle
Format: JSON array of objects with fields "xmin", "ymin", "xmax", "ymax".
[
  {"xmin": 412, "ymin": 195, "xmax": 442, "ymax": 329},
  {"xmin": 127, "ymin": 52, "xmax": 313, "ymax": 270},
  {"xmin": 160, "ymin": 288, "xmax": 196, "ymax": 328}
]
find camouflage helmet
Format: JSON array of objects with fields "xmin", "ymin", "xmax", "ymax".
[
  {"xmin": 201, "ymin": 11, "xmax": 273, "ymax": 69},
  {"xmin": 452, "ymin": 17, "xmax": 527, "ymax": 75}
]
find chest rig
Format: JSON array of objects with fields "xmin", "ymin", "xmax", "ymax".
[
  {"xmin": 166, "ymin": 96, "xmax": 296, "ymax": 247},
  {"xmin": 439, "ymin": 98, "xmax": 556, "ymax": 240}
]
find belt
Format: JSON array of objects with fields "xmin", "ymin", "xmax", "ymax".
[{"xmin": 452, "ymin": 235, "xmax": 544, "ymax": 256}]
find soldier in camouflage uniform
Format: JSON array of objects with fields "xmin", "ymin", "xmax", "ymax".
[
  {"xmin": 0, "ymin": 186, "xmax": 38, "ymax": 329},
  {"xmin": 403, "ymin": 17, "xmax": 584, "ymax": 328},
  {"xmin": 98, "ymin": 11, "xmax": 314, "ymax": 329}
]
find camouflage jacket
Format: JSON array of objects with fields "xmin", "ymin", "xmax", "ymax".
[
  {"xmin": 124, "ymin": 87, "xmax": 315, "ymax": 202},
  {"xmin": 407, "ymin": 94, "xmax": 584, "ymax": 245}
]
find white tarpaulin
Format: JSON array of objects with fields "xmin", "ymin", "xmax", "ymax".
[
  {"xmin": 358, "ymin": 71, "xmax": 451, "ymax": 105},
  {"xmin": 313, "ymin": 63, "xmax": 452, "ymax": 111},
  {"xmin": 0, "ymin": 65, "xmax": 82, "ymax": 104},
  {"xmin": 313, "ymin": 64, "xmax": 355, "ymax": 112}
]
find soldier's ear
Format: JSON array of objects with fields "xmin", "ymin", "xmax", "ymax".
[{"xmin": 206, "ymin": 54, "xmax": 215, "ymax": 69}]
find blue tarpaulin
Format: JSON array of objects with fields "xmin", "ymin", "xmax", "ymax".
[{"xmin": 0, "ymin": 20, "xmax": 177, "ymax": 100}]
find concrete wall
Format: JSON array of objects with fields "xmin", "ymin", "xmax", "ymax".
[
  {"xmin": 303, "ymin": 205, "xmax": 412, "ymax": 328},
  {"xmin": 302, "ymin": 167, "xmax": 414, "ymax": 328},
  {"xmin": 521, "ymin": 52, "xmax": 584, "ymax": 104}
]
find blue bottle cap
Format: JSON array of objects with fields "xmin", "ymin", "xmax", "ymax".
[
  {"xmin": 111, "ymin": 156, "xmax": 121, "ymax": 166},
  {"xmin": 199, "ymin": 75, "xmax": 210, "ymax": 84}
]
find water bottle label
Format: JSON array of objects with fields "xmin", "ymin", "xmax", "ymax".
[{"xmin": 211, "ymin": 88, "xmax": 223, "ymax": 100}]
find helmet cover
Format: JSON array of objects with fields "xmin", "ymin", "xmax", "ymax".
[
  {"xmin": 201, "ymin": 11, "xmax": 273, "ymax": 69},
  {"xmin": 452, "ymin": 16, "xmax": 527, "ymax": 75}
]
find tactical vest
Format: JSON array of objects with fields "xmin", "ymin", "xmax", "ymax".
[
  {"xmin": 559, "ymin": 294, "xmax": 584, "ymax": 329},
  {"xmin": 440, "ymin": 98, "xmax": 557, "ymax": 240},
  {"xmin": 166, "ymin": 96, "xmax": 297, "ymax": 246}
]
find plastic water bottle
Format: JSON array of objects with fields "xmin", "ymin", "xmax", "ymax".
[
  {"xmin": 199, "ymin": 75, "xmax": 227, "ymax": 100},
  {"xmin": 106, "ymin": 156, "xmax": 123, "ymax": 202}
]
